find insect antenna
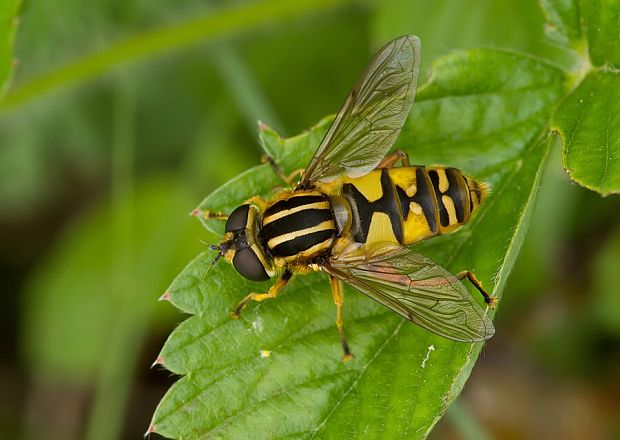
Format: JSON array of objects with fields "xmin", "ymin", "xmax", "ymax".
[
  {"xmin": 200, "ymin": 246, "xmax": 219, "ymax": 280},
  {"xmin": 189, "ymin": 232, "xmax": 228, "ymax": 278},
  {"xmin": 209, "ymin": 245, "xmax": 223, "ymax": 266},
  {"xmin": 201, "ymin": 242, "xmax": 230, "ymax": 279}
]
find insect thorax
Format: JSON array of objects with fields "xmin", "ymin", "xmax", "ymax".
[{"xmin": 259, "ymin": 191, "xmax": 337, "ymax": 261}]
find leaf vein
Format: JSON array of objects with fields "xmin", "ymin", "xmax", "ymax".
[{"xmin": 310, "ymin": 320, "xmax": 404, "ymax": 437}]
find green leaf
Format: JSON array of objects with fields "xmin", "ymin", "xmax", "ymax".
[
  {"xmin": 540, "ymin": 0, "xmax": 583, "ymax": 48},
  {"xmin": 552, "ymin": 71, "xmax": 620, "ymax": 195},
  {"xmin": 541, "ymin": 0, "xmax": 620, "ymax": 195},
  {"xmin": 151, "ymin": 49, "xmax": 566, "ymax": 439},
  {"xmin": 541, "ymin": 0, "xmax": 620, "ymax": 68},
  {"xmin": 583, "ymin": 0, "xmax": 620, "ymax": 68},
  {"xmin": 0, "ymin": 0, "xmax": 21, "ymax": 99}
]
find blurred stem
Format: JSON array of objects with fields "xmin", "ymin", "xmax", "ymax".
[
  {"xmin": 84, "ymin": 75, "xmax": 136, "ymax": 440},
  {"xmin": 446, "ymin": 400, "xmax": 493, "ymax": 440},
  {"xmin": 1, "ymin": 0, "xmax": 353, "ymax": 110},
  {"xmin": 211, "ymin": 42, "xmax": 284, "ymax": 133}
]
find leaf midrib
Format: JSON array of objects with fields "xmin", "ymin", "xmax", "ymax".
[
  {"xmin": 310, "ymin": 320, "xmax": 405, "ymax": 438},
  {"xmin": 202, "ymin": 369, "xmax": 356, "ymax": 437}
]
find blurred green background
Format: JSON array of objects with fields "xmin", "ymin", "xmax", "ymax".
[{"xmin": 1, "ymin": 0, "xmax": 619, "ymax": 439}]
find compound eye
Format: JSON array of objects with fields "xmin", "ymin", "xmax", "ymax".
[
  {"xmin": 232, "ymin": 248, "xmax": 270, "ymax": 281},
  {"xmin": 225, "ymin": 205, "xmax": 250, "ymax": 232}
]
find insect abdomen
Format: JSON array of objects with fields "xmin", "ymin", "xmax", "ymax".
[
  {"xmin": 392, "ymin": 166, "xmax": 486, "ymax": 243},
  {"xmin": 260, "ymin": 191, "xmax": 336, "ymax": 260},
  {"xmin": 337, "ymin": 166, "xmax": 486, "ymax": 246}
]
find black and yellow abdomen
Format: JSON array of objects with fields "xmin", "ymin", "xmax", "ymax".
[
  {"xmin": 322, "ymin": 166, "xmax": 486, "ymax": 247},
  {"xmin": 260, "ymin": 191, "xmax": 337, "ymax": 261}
]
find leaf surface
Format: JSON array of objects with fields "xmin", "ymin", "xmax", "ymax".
[
  {"xmin": 151, "ymin": 49, "xmax": 567, "ymax": 439},
  {"xmin": 552, "ymin": 71, "xmax": 620, "ymax": 195},
  {"xmin": 540, "ymin": 0, "xmax": 582, "ymax": 48},
  {"xmin": 542, "ymin": 0, "xmax": 620, "ymax": 194}
]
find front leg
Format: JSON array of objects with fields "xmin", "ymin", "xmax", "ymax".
[
  {"xmin": 191, "ymin": 208, "xmax": 228, "ymax": 221},
  {"xmin": 231, "ymin": 270, "xmax": 292, "ymax": 318}
]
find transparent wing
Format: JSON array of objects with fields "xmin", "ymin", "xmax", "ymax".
[
  {"xmin": 324, "ymin": 244, "xmax": 495, "ymax": 342},
  {"xmin": 300, "ymin": 35, "xmax": 421, "ymax": 186}
]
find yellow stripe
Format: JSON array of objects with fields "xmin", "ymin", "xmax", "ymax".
[
  {"xmin": 251, "ymin": 244, "xmax": 275, "ymax": 277},
  {"xmin": 262, "ymin": 201, "xmax": 331, "ymax": 225},
  {"xmin": 409, "ymin": 201, "xmax": 422, "ymax": 216},
  {"xmin": 366, "ymin": 212, "xmax": 398, "ymax": 244},
  {"xmin": 436, "ymin": 169, "xmax": 449, "ymax": 193},
  {"xmin": 266, "ymin": 220, "xmax": 334, "ymax": 248},
  {"xmin": 287, "ymin": 238, "xmax": 333, "ymax": 261},
  {"xmin": 442, "ymin": 195, "xmax": 458, "ymax": 225}
]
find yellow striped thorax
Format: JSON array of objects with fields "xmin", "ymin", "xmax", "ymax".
[{"xmin": 260, "ymin": 191, "xmax": 337, "ymax": 263}]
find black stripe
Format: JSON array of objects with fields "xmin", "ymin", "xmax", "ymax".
[
  {"xmin": 411, "ymin": 168, "xmax": 437, "ymax": 233},
  {"xmin": 395, "ymin": 169, "xmax": 437, "ymax": 232},
  {"xmin": 397, "ymin": 186, "xmax": 411, "ymax": 220},
  {"xmin": 428, "ymin": 170, "xmax": 449, "ymax": 228},
  {"xmin": 343, "ymin": 169, "xmax": 404, "ymax": 243},
  {"xmin": 344, "ymin": 183, "xmax": 372, "ymax": 242},
  {"xmin": 261, "ymin": 208, "xmax": 333, "ymax": 242},
  {"xmin": 271, "ymin": 229, "xmax": 334, "ymax": 257},
  {"xmin": 446, "ymin": 168, "xmax": 466, "ymax": 223},
  {"xmin": 464, "ymin": 177, "xmax": 475, "ymax": 214},
  {"xmin": 380, "ymin": 170, "xmax": 404, "ymax": 244},
  {"xmin": 265, "ymin": 195, "xmax": 325, "ymax": 216}
]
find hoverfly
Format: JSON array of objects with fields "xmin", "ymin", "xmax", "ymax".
[{"xmin": 207, "ymin": 35, "xmax": 495, "ymax": 360}]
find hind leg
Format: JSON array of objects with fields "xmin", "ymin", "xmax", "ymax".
[
  {"xmin": 376, "ymin": 150, "xmax": 410, "ymax": 169},
  {"xmin": 261, "ymin": 154, "xmax": 303, "ymax": 186},
  {"xmin": 456, "ymin": 270, "xmax": 498, "ymax": 308}
]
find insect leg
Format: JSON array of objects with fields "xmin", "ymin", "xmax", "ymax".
[
  {"xmin": 204, "ymin": 211, "xmax": 228, "ymax": 220},
  {"xmin": 231, "ymin": 270, "xmax": 292, "ymax": 318},
  {"xmin": 455, "ymin": 271, "xmax": 498, "ymax": 308},
  {"xmin": 243, "ymin": 195, "xmax": 269, "ymax": 210},
  {"xmin": 190, "ymin": 209, "xmax": 228, "ymax": 220},
  {"xmin": 376, "ymin": 149, "xmax": 410, "ymax": 169},
  {"xmin": 330, "ymin": 276, "xmax": 353, "ymax": 362},
  {"xmin": 261, "ymin": 154, "xmax": 303, "ymax": 186}
]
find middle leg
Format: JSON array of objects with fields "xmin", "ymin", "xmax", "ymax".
[{"xmin": 330, "ymin": 276, "xmax": 353, "ymax": 362}]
